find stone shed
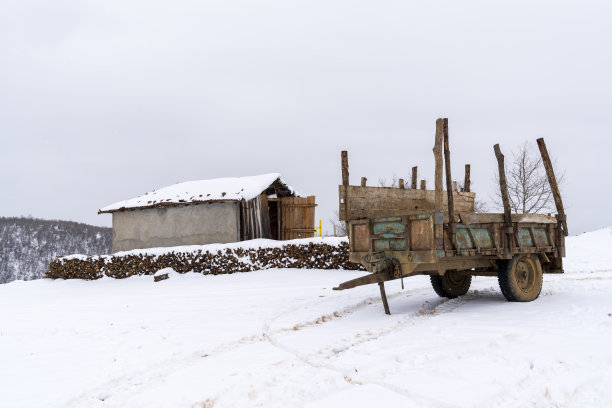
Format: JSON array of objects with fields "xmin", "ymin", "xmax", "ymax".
[{"xmin": 99, "ymin": 174, "xmax": 316, "ymax": 252}]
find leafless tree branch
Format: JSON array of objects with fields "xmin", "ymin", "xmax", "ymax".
[
  {"xmin": 329, "ymin": 210, "xmax": 347, "ymax": 237},
  {"xmin": 493, "ymin": 141, "xmax": 565, "ymax": 214}
]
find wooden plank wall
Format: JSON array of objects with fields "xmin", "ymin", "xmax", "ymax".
[
  {"xmin": 339, "ymin": 185, "xmax": 475, "ymax": 221},
  {"xmin": 280, "ymin": 196, "xmax": 316, "ymax": 240},
  {"xmin": 240, "ymin": 195, "xmax": 271, "ymax": 240}
]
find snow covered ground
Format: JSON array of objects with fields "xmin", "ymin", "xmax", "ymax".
[{"xmin": 1, "ymin": 228, "xmax": 611, "ymax": 407}]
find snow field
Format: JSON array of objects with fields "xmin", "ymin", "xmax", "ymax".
[{"xmin": 1, "ymin": 228, "xmax": 611, "ymax": 407}]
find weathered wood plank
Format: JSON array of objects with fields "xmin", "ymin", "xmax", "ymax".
[
  {"xmin": 464, "ymin": 164, "xmax": 471, "ymax": 192},
  {"xmin": 494, "ymin": 144, "xmax": 512, "ymax": 226},
  {"xmin": 341, "ymin": 151, "xmax": 349, "ymax": 186},
  {"xmin": 338, "ymin": 185, "xmax": 475, "ymax": 221},
  {"xmin": 433, "ymin": 119, "xmax": 444, "ymax": 212},
  {"xmin": 443, "ymin": 118, "xmax": 456, "ymax": 249},
  {"xmin": 460, "ymin": 213, "xmax": 557, "ymax": 225},
  {"xmin": 494, "ymin": 143, "xmax": 514, "ymax": 258},
  {"xmin": 411, "ymin": 166, "xmax": 418, "ymax": 189},
  {"xmin": 536, "ymin": 138, "xmax": 568, "ymax": 236},
  {"xmin": 281, "ymin": 196, "xmax": 317, "ymax": 239}
]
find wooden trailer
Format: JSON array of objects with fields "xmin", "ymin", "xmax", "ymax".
[{"xmin": 334, "ymin": 119, "xmax": 567, "ymax": 314}]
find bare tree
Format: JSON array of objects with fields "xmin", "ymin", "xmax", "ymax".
[
  {"xmin": 494, "ymin": 141, "xmax": 564, "ymax": 214},
  {"xmin": 329, "ymin": 210, "xmax": 347, "ymax": 237},
  {"xmin": 378, "ymin": 174, "xmax": 417, "ymax": 188},
  {"xmin": 378, "ymin": 174, "xmax": 400, "ymax": 187},
  {"xmin": 474, "ymin": 200, "xmax": 488, "ymax": 213}
]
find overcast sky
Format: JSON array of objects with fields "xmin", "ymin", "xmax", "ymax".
[{"xmin": 1, "ymin": 0, "xmax": 611, "ymax": 235}]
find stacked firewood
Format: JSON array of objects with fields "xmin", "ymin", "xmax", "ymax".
[{"xmin": 46, "ymin": 241, "xmax": 364, "ymax": 280}]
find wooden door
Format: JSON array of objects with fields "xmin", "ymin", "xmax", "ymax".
[{"xmin": 280, "ymin": 196, "xmax": 316, "ymax": 240}]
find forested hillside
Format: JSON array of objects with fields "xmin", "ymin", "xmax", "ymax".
[{"xmin": 0, "ymin": 217, "xmax": 112, "ymax": 283}]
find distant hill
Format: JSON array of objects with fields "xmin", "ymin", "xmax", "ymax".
[{"xmin": 0, "ymin": 217, "xmax": 112, "ymax": 283}]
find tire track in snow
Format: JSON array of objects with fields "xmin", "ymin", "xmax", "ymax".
[
  {"xmin": 64, "ymin": 288, "xmax": 423, "ymax": 407},
  {"xmin": 260, "ymin": 290, "xmax": 494, "ymax": 408},
  {"xmin": 265, "ymin": 288, "xmax": 491, "ymax": 363}
]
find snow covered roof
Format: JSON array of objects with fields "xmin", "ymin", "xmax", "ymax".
[{"xmin": 99, "ymin": 173, "xmax": 297, "ymax": 214}]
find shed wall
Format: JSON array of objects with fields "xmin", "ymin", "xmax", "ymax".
[{"xmin": 112, "ymin": 202, "xmax": 240, "ymax": 252}]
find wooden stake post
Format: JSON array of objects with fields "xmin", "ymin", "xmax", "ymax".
[
  {"xmin": 536, "ymin": 138, "xmax": 568, "ymax": 236},
  {"xmin": 433, "ymin": 119, "xmax": 444, "ymax": 249},
  {"xmin": 494, "ymin": 144, "xmax": 514, "ymax": 259},
  {"xmin": 341, "ymin": 150, "xmax": 390, "ymax": 314},
  {"xmin": 411, "ymin": 167, "xmax": 418, "ymax": 189},
  {"xmin": 341, "ymin": 151, "xmax": 349, "ymax": 186},
  {"xmin": 443, "ymin": 118, "xmax": 457, "ymax": 249},
  {"xmin": 433, "ymin": 119, "xmax": 444, "ymax": 212},
  {"xmin": 463, "ymin": 164, "xmax": 471, "ymax": 192}
]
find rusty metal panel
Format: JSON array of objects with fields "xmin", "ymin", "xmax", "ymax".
[
  {"xmin": 533, "ymin": 227, "xmax": 549, "ymax": 247},
  {"xmin": 370, "ymin": 217, "xmax": 407, "ymax": 251},
  {"xmin": 410, "ymin": 218, "xmax": 433, "ymax": 250},
  {"xmin": 456, "ymin": 226, "xmax": 474, "ymax": 250},
  {"xmin": 372, "ymin": 237, "xmax": 406, "ymax": 251},
  {"xmin": 471, "ymin": 227, "xmax": 493, "ymax": 249},
  {"xmin": 352, "ymin": 223, "xmax": 370, "ymax": 252},
  {"xmin": 518, "ymin": 227, "xmax": 534, "ymax": 247},
  {"xmin": 390, "ymin": 239, "xmax": 405, "ymax": 250},
  {"xmin": 372, "ymin": 218, "xmax": 405, "ymax": 236},
  {"xmin": 472, "ymin": 226, "xmax": 493, "ymax": 249},
  {"xmin": 373, "ymin": 239, "xmax": 389, "ymax": 252}
]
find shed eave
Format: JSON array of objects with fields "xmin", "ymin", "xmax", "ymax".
[{"xmin": 98, "ymin": 199, "xmax": 240, "ymax": 215}]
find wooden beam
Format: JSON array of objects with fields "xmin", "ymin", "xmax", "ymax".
[
  {"xmin": 341, "ymin": 150, "xmax": 349, "ymax": 186},
  {"xmin": 433, "ymin": 119, "xmax": 444, "ymax": 212},
  {"xmin": 443, "ymin": 118, "xmax": 457, "ymax": 249},
  {"xmin": 333, "ymin": 269, "xmax": 392, "ymax": 290},
  {"xmin": 420, "ymin": 179, "xmax": 426, "ymax": 190},
  {"xmin": 361, "ymin": 177, "xmax": 367, "ymax": 187},
  {"xmin": 398, "ymin": 178, "xmax": 405, "ymax": 189},
  {"xmin": 494, "ymin": 143, "xmax": 514, "ymax": 259},
  {"xmin": 536, "ymin": 138, "xmax": 568, "ymax": 236},
  {"xmin": 411, "ymin": 166, "xmax": 418, "ymax": 189},
  {"xmin": 379, "ymin": 282, "xmax": 391, "ymax": 315},
  {"xmin": 463, "ymin": 164, "xmax": 471, "ymax": 192}
]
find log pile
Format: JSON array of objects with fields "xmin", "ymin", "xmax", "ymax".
[{"xmin": 46, "ymin": 241, "xmax": 364, "ymax": 280}]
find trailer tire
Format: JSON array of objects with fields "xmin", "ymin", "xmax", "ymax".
[
  {"xmin": 498, "ymin": 255, "xmax": 543, "ymax": 302},
  {"xmin": 430, "ymin": 271, "xmax": 472, "ymax": 298}
]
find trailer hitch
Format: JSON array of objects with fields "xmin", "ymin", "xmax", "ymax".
[{"xmin": 361, "ymin": 252, "xmax": 401, "ymax": 315}]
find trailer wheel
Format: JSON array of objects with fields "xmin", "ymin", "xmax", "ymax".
[
  {"xmin": 498, "ymin": 255, "xmax": 543, "ymax": 302},
  {"xmin": 430, "ymin": 271, "xmax": 472, "ymax": 298}
]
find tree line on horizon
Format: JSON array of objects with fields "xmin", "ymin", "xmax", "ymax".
[{"xmin": 0, "ymin": 217, "xmax": 112, "ymax": 284}]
